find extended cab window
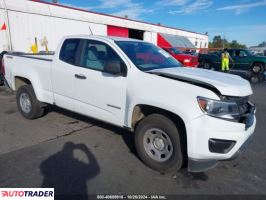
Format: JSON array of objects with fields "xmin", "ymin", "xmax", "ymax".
[
  {"xmin": 228, "ymin": 50, "xmax": 235, "ymax": 57},
  {"xmin": 59, "ymin": 39, "xmax": 80, "ymax": 65},
  {"xmin": 80, "ymin": 40, "xmax": 126, "ymax": 73}
]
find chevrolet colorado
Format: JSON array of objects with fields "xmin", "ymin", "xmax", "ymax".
[{"xmin": 2, "ymin": 35, "xmax": 256, "ymax": 172}]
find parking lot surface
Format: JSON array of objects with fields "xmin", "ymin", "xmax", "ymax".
[{"xmin": 0, "ymin": 82, "xmax": 266, "ymax": 196}]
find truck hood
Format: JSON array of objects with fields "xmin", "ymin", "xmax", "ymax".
[{"xmin": 149, "ymin": 67, "xmax": 253, "ymax": 97}]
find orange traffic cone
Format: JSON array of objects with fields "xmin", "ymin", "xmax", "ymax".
[{"xmin": 0, "ymin": 23, "xmax": 7, "ymax": 31}]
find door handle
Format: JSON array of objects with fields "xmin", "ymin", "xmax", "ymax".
[{"xmin": 75, "ymin": 74, "xmax": 87, "ymax": 80}]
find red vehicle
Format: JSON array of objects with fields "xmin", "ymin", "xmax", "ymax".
[{"xmin": 163, "ymin": 48, "xmax": 199, "ymax": 67}]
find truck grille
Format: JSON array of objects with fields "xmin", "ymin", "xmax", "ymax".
[
  {"xmin": 233, "ymin": 96, "xmax": 249, "ymax": 115},
  {"xmin": 225, "ymin": 96, "xmax": 249, "ymax": 114},
  {"xmin": 224, "ymin": 96, "xmax": 255, "ymax": 128}
]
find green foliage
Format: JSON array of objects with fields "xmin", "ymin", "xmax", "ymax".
[
  {"xmin": 258, "ymin": 41, "xmax": 266, "ymax": 47},
  {"xmin": 209, "ymin": 35, "xmax": 246, "ymax": 49}
]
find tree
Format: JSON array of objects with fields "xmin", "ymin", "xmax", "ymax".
[
  {"xmin": 230, "ymin": 40, "xmax": 246, "ymax": 49},
  {"xmin": 209, "ymin": 35, "xmax": 246, "ymax": 49},
  {"xmin": 258, "ymin": 41, "xmax": 266, "ymax": 47},
  {"xmin": 211, "ymin": 35, "xmax": 223, "ymax": 48},
  {"xmin": 209, "ymin": 35, "xmax": 230, "ymax": 48}
]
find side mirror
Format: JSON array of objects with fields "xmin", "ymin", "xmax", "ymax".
[{"xmin": 104, "ymin": 60, "xmax": 126, "ymax": 76}]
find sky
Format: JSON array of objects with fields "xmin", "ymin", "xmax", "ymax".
[{"xmin": 47, "ymin": 0, "xmax": 266, "ymax": 46}]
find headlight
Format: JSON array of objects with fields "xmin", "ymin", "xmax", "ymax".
[
  {"xmin": 197, "ymin": 96, "xmax": 240, "ymax": 121},
  {"xmin": 184, "ymin": 59, "xmax": 191, "ymax": 63}
]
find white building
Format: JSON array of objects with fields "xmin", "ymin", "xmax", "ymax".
[{"xmin": 0, "ymin": 0, "xmax": 209, "ymax": 53}]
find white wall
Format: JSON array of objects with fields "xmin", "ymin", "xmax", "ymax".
[
  {"xmin": 144, "ymin": 31, "xmax": 157, "ymax": 45},
  {"xmin": 1, "ymin": 0, "xmax": 208, "ymax": 52},
  {"xmin": 8, "ymin": 10, "xmax": 107, "ymax": 52},
  {"xmin": 0, "ymin": 8, "xmax": 9, "ymax": 52}
]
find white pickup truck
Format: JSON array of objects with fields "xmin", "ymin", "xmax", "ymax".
[{"xmin": 2, "ymin": 35, "xmax": 256, "ymax": 172}]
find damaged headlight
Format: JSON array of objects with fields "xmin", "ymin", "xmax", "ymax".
[{"xmin": 197, "ymin": 96, "xmax": 240, "ymax": 121}]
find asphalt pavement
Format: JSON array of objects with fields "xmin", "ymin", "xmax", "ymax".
[{"xmin": 0, "ymin": 81, "xmax": 266, "ymax": 197}]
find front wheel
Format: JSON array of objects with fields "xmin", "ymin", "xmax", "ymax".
[
  {"xmin": 251, "ymin": 63, "xmax": 264, "ymax": 74},
  {"xmin": 16, "ymin": 85, "xmax": 44, "ymax": 120},
  {"xmin": 135, "ymin": 114, "xmax": 184, "ymax": 173}
]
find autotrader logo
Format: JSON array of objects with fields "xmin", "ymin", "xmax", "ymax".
[{"xmin": 0, "ymin": 188, "xmax": 54, "ymax": 200}]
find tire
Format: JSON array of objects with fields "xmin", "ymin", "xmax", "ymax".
[
  {"xmin": 251, "ymin": 63, "xmax": 264, "ymax": 74},
  {"xmin": 135, "ymin": 114, "xmax": 184, "ymax": 173},
  {"xmin": 203, "ymin": 62, "xmax": 210, "ymax": 69},
  {"xmin": 0, "ymin": 54, "xmax": 3, "ymax": 86},
  {"xmin": 201, "ymin": 61, "xmax": 215, "ymax": 70},
  {"xmin": 16, "ymin": 85, "xmax": 44, "ymax": 120},
  {"xmin": 0, "ymin": 74, "xmax": 3, "ymax": 86}
]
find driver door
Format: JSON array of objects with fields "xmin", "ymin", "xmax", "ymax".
[
  {"xmin": 231, "ymin": 50, "xmax": 249, "ymax": 70},
  {"xmin": 72, "ymin": 39, "xmax": 128, "ymax": 126}
]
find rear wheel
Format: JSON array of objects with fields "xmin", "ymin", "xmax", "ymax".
[
  {"xmin": 16, "ymin": 85, "xmax": 44, "ymax": 119},
  {"xmin": 135, "ymin": 114, "xmax": 184, "ymax": 173},
  {"xmin": 202, "ymin": 61, "xmax": 215, "ymax": 71},
  {"xmin": 0, "ymin": 54, "xmax": 4, "ymax": 86},
  {"xmin": 251, "ymin": 63, "xmax": 264, "ymax": 74},
  {"xmin": 203, "ymin": 62, "xmax": 210, "ymax": 69},
  {"xmin": 0, "ymin": 74, "xmax": 3, "ymax": 86}
]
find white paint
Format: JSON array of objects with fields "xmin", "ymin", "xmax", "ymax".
[
  {"xmin": 0, "ymin": 8, "xmax": 8, "ymax": 52},
  {"xmin": 144, "ymin": 31, "xmax": 158, "ymax": 45},
  {"xmin": 0, "ymin": 0, "xmax": 208, "ymax": 52}
]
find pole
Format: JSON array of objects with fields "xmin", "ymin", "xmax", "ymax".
[
  {"xmin": 222, "ymin": 33, "xmax": 225, "ymax": 49},
  {"xmin": 2, "ymin": 0, "xmax": 12, "ymax": 51}
]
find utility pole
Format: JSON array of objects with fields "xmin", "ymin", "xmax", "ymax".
[
  {"xmin": 222, "ymin": 33, "xmax": 225, "ymax": 49},
  {"xmin": 2, "ymin": 0, "xmax": 12, "ymax": 51}
]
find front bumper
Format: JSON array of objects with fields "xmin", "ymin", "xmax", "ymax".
[{"xmin": 187, "ymin": 103, "xmax": 256, "ymax": 172}]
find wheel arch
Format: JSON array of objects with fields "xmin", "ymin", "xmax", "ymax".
[
  {"xmin": 130, "ymin": 104, "xmax": 188, "ymax": 159},
  {"xmin": 251, "ymin": 61, "xmax": 265, "ymax": 69},
  {"xmin": 14, "ymin": 76, "xmax": 32, "ymax": 91},
  {"xmin": 13, "ymin": 76, "xmax": 42, "ymax": 103}
]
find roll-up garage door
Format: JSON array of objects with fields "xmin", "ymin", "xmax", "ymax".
[
  {"xmin": 157, "ymin": 33, "xmax": 195, "ymax": 49},
  {"xmin": 107, "ymin": 25, "xmax": 129, "ymax": 38}
]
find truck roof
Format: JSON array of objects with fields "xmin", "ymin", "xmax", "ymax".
[{"xmin": 62, "ymin": 35, "xmax": 145, "ymax": 43}]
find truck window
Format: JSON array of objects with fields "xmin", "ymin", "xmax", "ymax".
[
  {"xmin": 236, "ymin": 50, "xmax": 247, "ymax": 57},
  {"xmin": 116, "ymin": 41, "xmax": 180, "ymax": 71},
  {"xmin": 228, "ymin": 50, "xmax": 235, "ymax": 57},
  {"xmin": 59, "ymin": 39, "xmax": 80, "ymax": 65},
  {"xmin": 80, "ymin": 40, "xmax": 125, "ymax": 73}
]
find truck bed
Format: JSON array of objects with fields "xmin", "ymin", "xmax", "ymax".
[
  {"xmin": 6, "ymin": 52, "xmax": 54, "ymax": 61},
  {"xmin": 3, "ymin": 51, "xmax": 55, "ymax": 104}
]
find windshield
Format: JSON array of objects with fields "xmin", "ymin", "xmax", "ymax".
[
  {"xmin": 245, "ymin": 50, "xmax": 254, "ymax": 55},
  {"xmin": 116, "ymin": 41, "xmax": 181, "ymax": 71},
  {"xmin": 170, "ymin": 48, "xmax": 182, "ymax": 54}
]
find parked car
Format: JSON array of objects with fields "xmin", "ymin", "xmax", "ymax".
[
  {"xmin": 199, "ymin": 49, "xmax": 266, "ymax": 74},
  {"xmin": 163, "ymin": 48, "xmax": 199, "ymax": 67},
  {"xmin": 2, "ymin": 36, "xmax": 256, "ymax": 173},
  {"xmin": 0, "ymin": 51, "xmax": 7, "ymax": 86},
  {"xmin": 183, "ymin": 49, "xmax": 198, "ymax": 56}
]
